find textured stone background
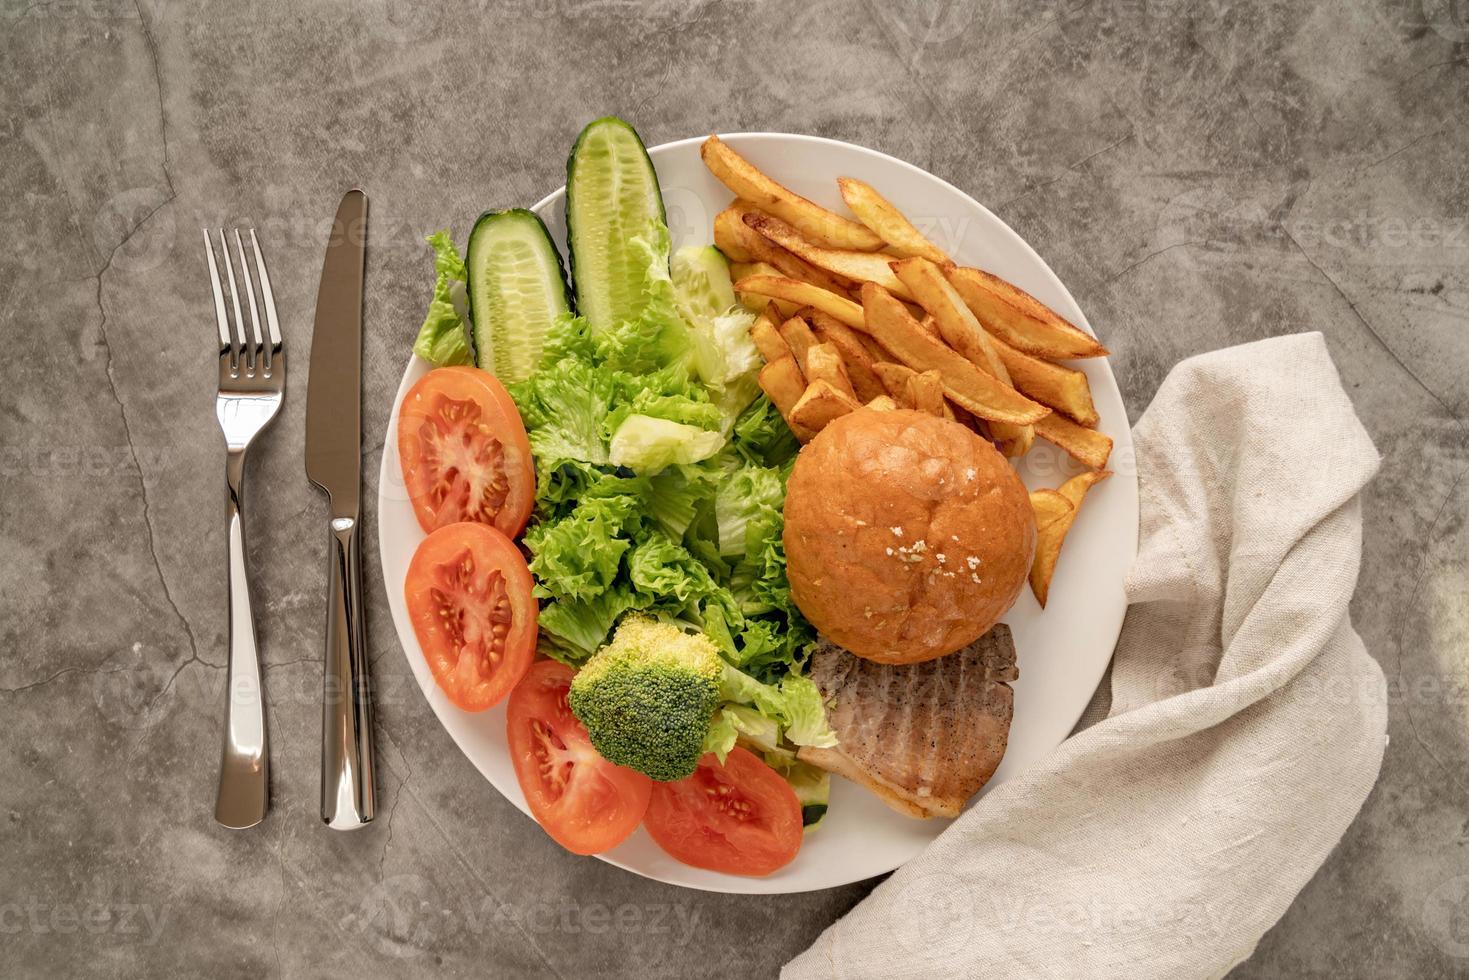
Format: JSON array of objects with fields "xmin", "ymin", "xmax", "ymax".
[{"xmin": 2, "ymin": 0, "xmax": 1466, "ymax": 976}]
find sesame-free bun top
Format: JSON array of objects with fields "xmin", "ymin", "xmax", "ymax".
[{"xmin": 783, "ymin": 409, "xmax": 1036, "ymax": 664}]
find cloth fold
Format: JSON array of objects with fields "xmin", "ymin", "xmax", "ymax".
[{"xmin": 784, "ymin": 333, "xmax": 1386, "ymax": 980}]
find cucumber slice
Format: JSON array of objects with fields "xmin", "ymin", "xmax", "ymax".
[
  {"xmin": 465, "ymin": 208, "xmax": 571, "ymax": 384},
  {"xmin": 566, "ymin": 117, "xmax": 666, "ymax": 333},
  {"xmin": 672, "ymin": 245, "xmax": 738, "ymax": 327}
]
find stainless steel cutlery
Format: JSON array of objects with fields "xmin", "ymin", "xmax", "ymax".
[
  {"xmin": 205, "ymin": 191, "xmax": 377, "ymax": 831},
  {"xmin": 205, "ymin": 228, "xmax": 284, "ymax": 831},
  {"xmin": 305, "ymin": 189, "xmax": 376, "ymax": 830}
]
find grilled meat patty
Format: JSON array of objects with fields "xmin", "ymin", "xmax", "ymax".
[{"xmin": 798, "ymin": 625, "xmax": 1018, "ymax": 818}]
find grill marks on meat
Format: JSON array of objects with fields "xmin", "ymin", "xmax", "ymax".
[{"xmin": 798, "ymin": 625, "xmax": 1018, "ymax": 818}]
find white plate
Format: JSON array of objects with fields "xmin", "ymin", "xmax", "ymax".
[{"xmin": 378, "ymin": 133, "xmax": 1138, "ymax": 894}]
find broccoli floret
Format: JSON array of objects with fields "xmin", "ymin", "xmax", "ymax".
[{"xmin": 568, "ymin": 616, "xmax": 723, "ymax": 781}]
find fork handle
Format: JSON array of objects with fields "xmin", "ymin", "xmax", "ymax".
[
  {"xmin": 215, "ymin": 450, "xmax": 269, "ymax": 830},
  {"xmin": 320, "ymin": 515, "xmax": 375, "ymax": 829}
]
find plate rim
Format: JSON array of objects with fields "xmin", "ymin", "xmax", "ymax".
[{"xmin": 376, "ymin": 131, "xmax": 1138, "ymax": 894}]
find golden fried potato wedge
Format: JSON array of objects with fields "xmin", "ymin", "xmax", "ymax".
[
  {"xmin": 718, "ymin": 203, "xmax": 853, "ymax": 294},
  {"xmin": 778, "ymin": 314, "xmax": 819, "ymax": 374},
  {"xmin": 906, "ymin": 370, "xmax": 950, "ymax": 418},
  {"xmin": 735, "ymin": 275, "xmax": 866, "ymax": 331},
  {"xmin": 730, "ymin": 261, "xmax": 801, "ymax": 318},
  {"xmin": 789, "ymin": 379, "xmax": 862, "ymax": 434},
  {"xmin": 804, "ymin": 309, "xmax": 888, "ymax": 403},
  {"xmin": 865, "ymin": 395, "xmax": 900, "ymax": 412},
  {"xmin": 859, "ymin": 284, "xmax": 1050, "ymax": 426},
  {"xmin": 1029, "ymin": 488, "xmax": 1073, "ymax": 531},
  {"xmin": 1029, "ymin": 471, "xmax": 1112, "ymax": 607},
  {"xmin": 758, "ymin": 356, "xmax": 815, "ymax": 442},
  {"xmin": 993, "ymin": 336, "xmax": 1099, "ymax": 427},
  {"xmin": 1059, "ymin": 469, "xmax": 1112, "ymax": 508},
  {"xmin": 702, "ymin": 136, "xmax": 884, "ymax": 250},
  {"xmin": 805, "ymin": 343, "xmax": 859, "ymax": 402},
  {"xmin": 1034, "ymin": 412, "xmax": 1113, "ymax": 469},
  {"xmin": 893, "ymin": 257, "xmax": 1035, "ymax": 454},
  {"xmin": 872, "ymin": 361, "xmax": 918, "ymax": 407},
  {"xmin": 713, "ymin": 203, "xmax": 757, "ymax": 262},
  {"xmin": 892, "ymin": 257, "xmax": 1005, "ymax": 377},
  {"xmin": 947, "ymin": 266, "xmax": 1108, "ymax": 359},
  {"xmin": 749, "ymin": 309, "xmax": 791, "ymax": 365},
  {"xmin": 837, "ymin": 177, "xmax": 952, "ymax": 265},
  {"xmin": 744, "ymin": 212, "xmax": 914, "ymax": 300}
]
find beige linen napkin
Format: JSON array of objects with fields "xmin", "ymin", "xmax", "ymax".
[{"xmin": 785, "ymin": 332, "xmax": 1387, "ymax": 979}]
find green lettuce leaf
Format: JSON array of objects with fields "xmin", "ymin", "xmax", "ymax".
[
  {"xmin": 411, "ymin": 231, "xmax": 473, "ymax": 367},
  {"xmin": 608, "ymin": 415, "xmax": 725, "ymax": 473}
]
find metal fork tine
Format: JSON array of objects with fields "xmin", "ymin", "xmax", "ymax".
[
  {"xmin": 249, "ymin": 229, "xmax": 282, "ymax": 349},
  {"xmin": 234, "ymin": 229, "xmax": 265, "ymax": 370},
  {"xmin": 204, "ymin": 230, "xmax": 232, "ymax": 354},
  {"xmin": 217, "ymin": 228, "xmax": 246, "ymax": 368}
]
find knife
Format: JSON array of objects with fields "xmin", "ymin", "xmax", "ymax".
[{"xmin": 305, "ymin": 188, "xmax": 376, "ymax": 830}]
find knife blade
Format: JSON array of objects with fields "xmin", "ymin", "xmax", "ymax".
[
  {"xmin": 305, "ymin": 189, "xmax": 367, "ymax": 515},
  {"xmin": 305, "ymin": 188, "xmax": 375, "ymax": 830}
]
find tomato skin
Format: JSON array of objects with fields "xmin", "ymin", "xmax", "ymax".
[
  {"xmin": 644, "ymin": 747, "xmax": 803, "ymax": 877},
  {"xmin": 397, "ymin": 366, "xmax": 535, "ymax": 538},
  {"xmin": 405, "ymin": 522, "xmax": 536, "ymax": 712},
  {"xmin": 507, "ymin": 660, "xmax": 653, "ymax": 855}
]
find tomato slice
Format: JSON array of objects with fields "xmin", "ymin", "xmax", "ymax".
[
  {"xmin": 507, "ymin": 660, "xmax": 653, "ymax": 855},
  {"xmin": 644, "ymin": 747, "xmax": 803, "ymax": 876},
  {"xmin": 405, "ymin": 522, "xmax": 536, "ymax": 712},
  {"xmin": 397, "ymin": 366, "xmax": 535, "ymax": 538}
]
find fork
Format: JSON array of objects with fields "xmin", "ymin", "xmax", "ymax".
[{"xmin": 205, "ymin": 228, "xmax": 284, "ymax": 830}]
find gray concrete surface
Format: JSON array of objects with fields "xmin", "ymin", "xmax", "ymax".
[{"xmin": 2, "ymin": 0, "xmax": 1466, "ymax": 976}]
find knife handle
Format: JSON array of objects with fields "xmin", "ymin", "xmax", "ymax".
[{"xmin": 320, "ymin": 515, "xmax": 376, "ymax": 829}]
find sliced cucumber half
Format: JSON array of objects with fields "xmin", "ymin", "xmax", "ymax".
[
  {"xmin": 566, "ymin": 116, "xmax": 666, "ymax": 333},
  {"xmin": 465, "ymin": 208, "xmax": 571, "ymax": 384}
]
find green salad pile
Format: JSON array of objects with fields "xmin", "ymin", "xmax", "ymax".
[{"xmin": 412, "ymin": 117, "xmax": 834, "ymax": 823}]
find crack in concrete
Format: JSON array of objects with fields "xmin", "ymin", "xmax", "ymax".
[
  {"xmin": 1283, "ymin": 228, "xmax": 1463, "ymax": 424},
  {"xmin": 376, "ymin": 757, "xmax": 413, "ymax": 883},
  {"xmin": 1100, "ymin": 240, "xmax": 1208, "ymax": 286},
  {"xmin": 0, "ymin": 664, "xmax": 131, "ymax": 695},
  {"xmin": 995, "ymin": 130, "xmax": 1135, "ymax": 210},
  {"xmin": 91, "ymin": 0, "xmax": 199, "ymax": 712}
]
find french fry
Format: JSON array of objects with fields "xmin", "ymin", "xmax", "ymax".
[
  {"xmin": 789, "ymin": 379, "xmax": 862, "ymax": 434},
  {"xmin": 713, "ymin": 204, "xmax": 756, "ymax": 262},
  {"xmin": 993, "ymin": 335, "xmax": 1099, "ymax": 427},
  {"xmin": 872, "ymin": 361, "xmax": 919, "ymax": 407},
  {"xmin": 1029, "ymin": 488, "xmax": 1073, "ymax": 531},
  {"xmin": 804, "ymin": 309, "xmax": 887, "ymax": 403},
  {"xmin": 778, "ymin": 314, "xmax": 820, "ymax": 374},
  {"xmin": 893, "ymin": 258, "xmax": 1004, "ymax": 375},
  {"xmin": 701, "ymin": 136, "xmax": 884, "ymax": 250},
  {"xmin": 717, "ymin": 203, "xmax": 853, "ymax": 294},
  {"xmin": 750, "ymin": 309, "xmax": 791, "ymax": 365},
  {"xmin": 1034, "ymin": 412, "xmax": 1113, "ymax": 469},
  {"xmin": 758, "ymin": 356, "xmax": 815, "ymax": 442},
  {"xmin": 858, "ymin": 284, "xmax": 1050, "ymax": 426},
  {"xmin": 837, "ymin": 177, "xmax": 952, "ymax": 265},
  {"xmin": 735, "ymin": 275, "xmax": 866, "ymax": 331},
  {"xmin": 906, "ymin": 370, "xmax": 950, "ymax": 418},
  {"xmin": 947, "ymin": 266, "xmax": 1108, "ymax": 360},
  {"xmin": 1029, "ymin": 471, "xmax": 1112, "ymax": 607},
  {"xmin": 893, "ymin": 256, "xmax": 1034, "ymax": 454},
  {"xmin": 730, "ymin": 261, "xmax": 801, "ymax": 318},
  {"xmin": 1059, "ymin": 469, "xmax": 1112, "ymax": 508},
  {"xmin": 805, "ymin": 343, "xmax": 859, "ymax": 402},
  {"xmin": 917, "ymin": 313, "xmax": 940, "ymax": 338},
  {"xmin": 866, "ymin": 395, "xmax": 900, "ymax": 411},
  {"xmin": 744, "ymin": 212, "xmax": 914, "ymax": 300}
]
